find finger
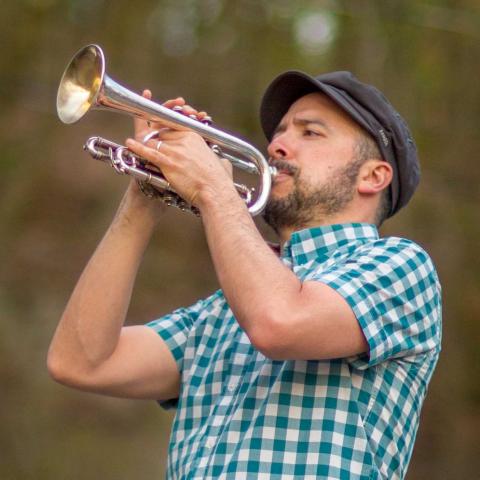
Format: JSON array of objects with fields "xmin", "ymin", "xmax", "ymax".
[
  {"xmin": 181, "ymin": 104, "xmax": 197, "ymax": 116},
  {"xmin": 182, "ymin": 108, "xmax": 211, "ymax": 123},
  {"xmin": 220, "ymin": 158, "xmax": 233, "ymax": 178},
  {"xmin": 170, "ymin": 103, "xmax": 205, "ymax": 120},
  {"xmin": 143, "ymin": 136, "xmax": 166, "ymax": 152},
  {"xmin": 125, "ymin": 138, "xmax": 173, "ymax": 170},
  {"xmin": 180, "ymin": 104, "xmax": 206, "ymax": 120},
  {"xmin": 142, "ymin": 97, "xmax": 187, "ymax": 131},
  {"xmin": 149, "ymin": 129, "xmax": 205, "ymax": 144},
  {"xmin": 162, "ymin": 97, "xmax": 185, "ymax": 109}
]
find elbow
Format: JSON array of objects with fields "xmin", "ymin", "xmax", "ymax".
[
  {"xmin": 247, "ymin": 311, "xmax": 292, "ymax": 360},
  {"xmin": 47, "ymin": 348, "xmax": 89, "ymax": 388},
  {"xmin": 47, "ymin": 349, "xmax": 68, "ymax": 385}
]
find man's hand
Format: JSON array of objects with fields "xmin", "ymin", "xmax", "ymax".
[
  {"xmin": 118, "ymin": 91, "xmax": 211, "ymax": 223},
  {"xmin": 133, "ymin": 90, "xmax": 209, "ymax": 143},
  {"xmin": 48, "ymin": 90, "xmax": 220, "ymax": 401},
  {"xmin": 125, "ymin": 93, "xmax": 236, "ymax": 212}
]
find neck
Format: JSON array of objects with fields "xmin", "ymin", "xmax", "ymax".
[{"xmin": 277, "ymin": 207, "xmax": 376, "ymax": 246}]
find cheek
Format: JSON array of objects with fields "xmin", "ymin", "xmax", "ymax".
[
  {"xmin": 303, "ymin": 143, "xmax": 353, "ymax": 179},
  {"xmin": 298, "ymin": 159, "xmax": 331, "ymax": 184}
]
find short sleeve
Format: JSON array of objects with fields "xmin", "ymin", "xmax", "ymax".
[
  {"xmin": 317, "ymin": 238, "xmax": 442, "ymax": 368},
  {"xmin": 146, "ymin": 297, "xmax": 206, "ymax": 408},
  {"xmin": 146, "ymin": 297, "xmax": 206, "ymax": 371}
]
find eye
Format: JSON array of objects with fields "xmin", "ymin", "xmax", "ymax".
[{"xmin": 304, "ymin": 129, "xmax": 321, "ymax": 137}]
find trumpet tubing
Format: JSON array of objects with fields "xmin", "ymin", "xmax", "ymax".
[{"xmin": 56, "ymin": 44, "xmax": 275, "ymax": 216}]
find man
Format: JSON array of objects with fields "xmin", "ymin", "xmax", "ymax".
[{"xmin": 48, "ymin": 71, "xmax": 442, "ymax": 479}]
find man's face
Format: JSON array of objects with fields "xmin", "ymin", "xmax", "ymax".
[{"xmin": 262, "ymin": 92, "xmax": 363, "ymax": 232}]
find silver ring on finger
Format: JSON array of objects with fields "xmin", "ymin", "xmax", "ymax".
[{"xmin": 156, "ymin": 140, "xmax": 163, "ymax": 151}]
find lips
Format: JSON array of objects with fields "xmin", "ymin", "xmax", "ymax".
[
  {"xmin": 274, "ymin": 170, "xmax": 292, "ymax": 181},
  {"xmin": 269, "ymin": 159, "xmax": 297, "ymax": 183}
]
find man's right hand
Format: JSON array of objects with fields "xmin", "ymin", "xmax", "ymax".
[
  {"xmin": 45, "ymin": 89, "xmax": 210, "ymax": 400},
  {"xmin": 119, "ymin": 90, "xmax": 208, "ymax": 224},
  {"xmin": 134, "ymin": 89, "xmax": 208, "ymax": 143}
]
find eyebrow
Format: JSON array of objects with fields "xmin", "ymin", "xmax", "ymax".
[{"xmin": 273, "ymin": 117, "xmax": 331, "ymax": 137}]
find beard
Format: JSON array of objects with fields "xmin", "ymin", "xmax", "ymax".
[{"xmin": 262, "ymin": 156, "xmax": 364, "ymax": 233}]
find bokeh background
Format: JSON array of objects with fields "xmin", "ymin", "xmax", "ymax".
[{"xmin": 1, "ymin": 0, "xmax": 479, "ymax": 478}]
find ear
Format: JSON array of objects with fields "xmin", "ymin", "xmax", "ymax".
[{"xmin": 357, "ymin": 160, "xmax": 393, "ymax": 196}]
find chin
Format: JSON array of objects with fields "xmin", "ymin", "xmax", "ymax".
[{"xmin": 271, "ymin": 180, "xmax": 293, "ymax": 198}]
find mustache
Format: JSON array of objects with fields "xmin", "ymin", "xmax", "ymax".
[{"xmin": 268, "ymin": 158, "xmax": 299, "ymax": 176}]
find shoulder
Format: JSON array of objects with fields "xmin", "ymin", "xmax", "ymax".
[
  {"xmin": 320, "ymin": 235, "xmax": 441, "ymax": 307},
  {"xmin": 354, "ymin": 236, "xmax": 439, "ymax": 281},
  {"xmin": 358, "ymin": 235, "xmax": 431, "ymax": 258}
]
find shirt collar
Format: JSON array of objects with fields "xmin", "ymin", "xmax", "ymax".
[{"xmin": 281, "ymin": 223, "xmax": 379, "ymax": 265}]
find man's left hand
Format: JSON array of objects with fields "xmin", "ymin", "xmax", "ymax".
[{"xmin": 125, "ymin": 127, "xmax": 234, "ymax": 210}]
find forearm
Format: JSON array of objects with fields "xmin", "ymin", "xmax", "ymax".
[
  {"xmin": 122, "ymin": 132, "xmax": 301, "ymax": 350},
  {"xmin": 48, "ymin": 186, "xmax": 159, "ymax": 376},
  {"xmin": 199, "ymin": 187, "xmax": 302, "ymax": 351}
]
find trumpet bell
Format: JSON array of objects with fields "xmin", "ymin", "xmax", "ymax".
[{"xmin": 57, "ymin": 44, "xmax": 105, "ymax": 124}]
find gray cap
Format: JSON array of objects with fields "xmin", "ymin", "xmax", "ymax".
[{"xmin": 260, "ymin": 70, "xmax": 420, "ymax": 217}]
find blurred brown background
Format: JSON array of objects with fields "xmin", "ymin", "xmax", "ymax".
[{"xmin": 1, "ymin": 0, "xmax": 479, "ymax": 478}]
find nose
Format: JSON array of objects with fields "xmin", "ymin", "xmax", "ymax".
[{"xmin": 267, "ymin": 131, "xmax": 292, "ymax": 160}]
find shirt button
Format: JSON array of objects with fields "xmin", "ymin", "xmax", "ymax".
[{"xmin": 228, "ymin": 382, "xmax": 237, "ymax": 392}]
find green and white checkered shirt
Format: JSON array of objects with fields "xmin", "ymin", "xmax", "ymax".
[{"xmin": 147, "ymin": 223, "xmax": 442, "ymax": 479}]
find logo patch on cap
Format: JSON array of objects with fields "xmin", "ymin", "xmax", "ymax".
[{"xmin": 379, "ymin": 129, "xmax": 389, "ymax": 147}]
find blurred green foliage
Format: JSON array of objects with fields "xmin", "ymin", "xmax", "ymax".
[{"xmin": 0, "ymin": 0, "xmax": 479, "ymax": 478}]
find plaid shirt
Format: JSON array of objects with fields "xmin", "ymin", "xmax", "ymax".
[{"xmin": 147, "ymin": 223, "xmax": 441, "ymax": 479}]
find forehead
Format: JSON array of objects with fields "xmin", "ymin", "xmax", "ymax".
[{"xmin": 281, "ymin": 92, "xmax": 360, "ymax": 132}]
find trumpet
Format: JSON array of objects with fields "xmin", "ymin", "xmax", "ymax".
[{"xmin": 56, "ymin": 44, "xmax": 276, "ymax": 216}]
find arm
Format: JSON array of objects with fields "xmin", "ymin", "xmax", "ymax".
[
  {"xmin": 47, "ymin": 181, "xmax": 180, "ymax": 399},
  {"xmin": 47, "ymin": 93, "xmax": 201, "ymax": 399},
  {"xmin": 125, "ymin": 134, "xmax": 368, "ymax": 361},
  {"xmin": 198, "ymin": 189, "xmax": 368, "ymax": 360}
]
